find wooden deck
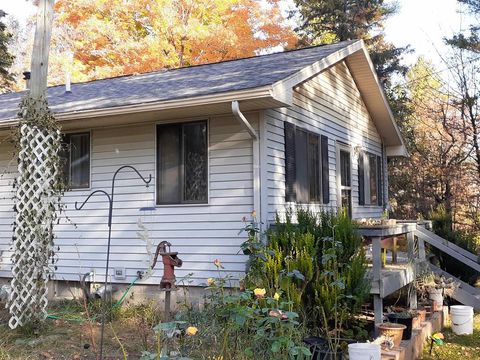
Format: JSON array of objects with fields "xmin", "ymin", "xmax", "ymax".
[
  {"xmin": 359, "ymin": 219, "xmax": 480, "ymax": 332},
  {"xmin": 367, "ymin": 261, "xmax": 417, "ymax": 297},
  {"xmin": 358, "ymin": 222, "xmax": 427, "ymax": 327}
]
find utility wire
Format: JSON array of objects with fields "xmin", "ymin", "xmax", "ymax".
[{"xmin": 401, "ymin": 54, "xmax": 480, "ymax": 86}]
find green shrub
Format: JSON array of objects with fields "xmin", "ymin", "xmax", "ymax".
[{"xmin": 244, "ymin": 208, "xmax": 370, "ymax": 338}]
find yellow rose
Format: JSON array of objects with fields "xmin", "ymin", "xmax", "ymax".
[
  {"xmin": 186, "ymin": 326, "xmax": 198, "ymax": 336},
  {"xmin": 252, "ymin": 210, "xmax": 257, "ymax": 218},
  {"xmin": 273, "ymin": 292, "xmax": 280, "ymax": 301},
  {"xmin": 253, "ymin": 288, "xmax": 266, "ymax": 299},
  {"xmin": 207, "ymin": 278, "xmax": 215, "ymax": 286}
]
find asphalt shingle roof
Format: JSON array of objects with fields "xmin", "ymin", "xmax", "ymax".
[{"xmin": 0, "ymin": 40, "xmax": 356, "ymax": 122}]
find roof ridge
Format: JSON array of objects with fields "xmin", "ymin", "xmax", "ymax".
[{"xmin": 8, "ymin": 40, "xmax": 358, "ymax": 92}]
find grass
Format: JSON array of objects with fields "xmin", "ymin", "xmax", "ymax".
[
  {"xmin": 0, "ymin": 299, "xmax": 163, "ymax": 359},
  {"xmin": 423, "ymin": 313, "xmax": 480, "ymax": 360}
]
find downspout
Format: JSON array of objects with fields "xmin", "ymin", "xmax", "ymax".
[
  {"xmin": 232, "ymin": 101, "xmax": 257, "ymax": 140},
  {"xmin": 232, "ymin": 101, "xmax": 261, "ymax": 226}
]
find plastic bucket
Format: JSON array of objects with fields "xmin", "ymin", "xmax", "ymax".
[
  {"xmin": 428, "ymin": 289, "xmax": 443, "ymax": 311},
  {"xmin": 450, "ymin": 305, "xmax": 474, "ymax": 335},
  {"xmin": 348, "ymin": 343, "xmax": 381, "ymax": 360}
]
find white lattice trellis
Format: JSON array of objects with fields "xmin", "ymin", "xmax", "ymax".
[{"xmin": 8, "ymin": 124, "xmax": 61, "ymax": 329}]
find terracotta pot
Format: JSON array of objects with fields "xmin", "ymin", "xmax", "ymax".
[
  {"xmin": 417, "ymin": 309, "xmax": 427, "ymax": 323},
  {"xmin": 412, "ymin": 315, "xmax": 421, "ymax": 329},
  {"xmin": 386, "ymin": 314, "xmax": 413, "ymax": 340},
  {"xmin": 377, "ymin": 322, "xmax": 407, "ymax": 347}
]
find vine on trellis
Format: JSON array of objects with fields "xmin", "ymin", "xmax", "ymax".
[{"xmin": 7, "ymin": 96, "xmax": 65, "ymax": 329}]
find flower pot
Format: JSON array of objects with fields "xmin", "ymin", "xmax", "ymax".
[
  {"xmin": 377, "ymin": 323, "xmax": 407, "ymax": 347},
  {"xmin": 412, "ymin": 314, "xmax": 421, "ymax": 329},
  {"xmin": 386, "ymin": 314, "xmax": 413, "ymax": 340},
  {"xmin": 417, "ymin": 309, "xmax": 427, "ymax": 322},
  {"xmin": 304, "ymin": 337, "xmax": 344, "ymax": 360},
  {"xmin": 428, "ymin": 288, "xmax": 444, "ymax": 311},
  {"xmin": 412, "ymin": 309, "xmax": 427, "ymax": 328}
]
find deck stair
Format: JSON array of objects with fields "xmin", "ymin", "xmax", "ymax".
[
  {"xmin": 414, "ymin": 227, "xmax": 480, "ymax": 310},
  {"xmin": 358, "ymin": 222, "xmax": 480, "ymax": 327},
  {"xmin": 429, "ymin": 264, "xmax": 480, "ymax": 310}
]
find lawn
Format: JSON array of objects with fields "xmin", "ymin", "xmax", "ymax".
[
  {"xmin": 0, "ymin": 300, "xmax": 164, "ymax": 359},
  {"xmin": 423, "ymin": 313, "xmax": 480, "ymax": 360}
]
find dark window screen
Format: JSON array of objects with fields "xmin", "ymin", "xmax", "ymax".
[
  {"xmin": 62, "ymin": 133, "xmax": 90, "ymax": 189},
  {"xmin": 157, "ymin": 121, "xmax": 208, "ymax": 204},
  {"xmin": 284, "ymin": 123, "xmax": 322, "ymax": 204}
]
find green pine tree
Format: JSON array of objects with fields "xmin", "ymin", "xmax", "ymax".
[
  {"xmin": 446, "ymin": 0, "xmax": 480, "ymax": 52},
  {"xmin": 293, "ymin": 0, "xmax": 409, "ymax": 86},
  {"xmin": 0, "ymin": 9, "xmax": 14, "ymax": 92}
]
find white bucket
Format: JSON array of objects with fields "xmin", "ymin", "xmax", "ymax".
[
  {"xmin": 450, "ymin": 305, "xmax": 474, "ymax": 335},
  {"xmin": 348, "ymin": 343, "xmax": 381, "ymax": 360}
]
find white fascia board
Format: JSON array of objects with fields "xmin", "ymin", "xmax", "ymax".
[
  {"xmin": 386, "ymin": 145, "xmax": 409, "ymax": 157},
  {"xmin": 271, "ymin": 40, "xmax": 364, "ymax": 96},
  {"xmin": 353, "ymin": 46, "xmax": 408, "ymax": 156}
]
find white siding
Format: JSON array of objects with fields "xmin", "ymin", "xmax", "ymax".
[
  {"xmin": 0, "ymin": 141, "xmax": 15, "ymax": 278},
  {"xmin": 265, "ymin": 61, "xmax": 385, "ymax": 221},
  {"xmin": 0, "ymin": 115, "xmax": 257, "ymax": 285}
]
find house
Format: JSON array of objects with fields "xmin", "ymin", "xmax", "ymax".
[{"xmin": 0, "ymin": 39, "xmax": 407, "ymax": 289}]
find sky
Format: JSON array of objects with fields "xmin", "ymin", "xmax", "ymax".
[{"xmin": 0, "ymin": 0, "xmax": 475, "ymax": 69}]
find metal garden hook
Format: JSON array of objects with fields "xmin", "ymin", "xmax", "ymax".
[{"xmin": 75, "ymin": 165, "xmax": 152, "ymax": 360}]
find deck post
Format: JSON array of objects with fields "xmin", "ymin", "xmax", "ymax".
[
  {"xmin": 392, "ymin": 236, "xmax": 398, "ymax": 263},
  {"xmin": 418, "ymin": 235, "xmax": 426, "ymax": 261},
  {"xmin": 372, "ymin": 236, "xmax": 383, "ymax": 333},
  {"xmin": 373, "ymin": 295, "xmax": 383, "ymax": 335},
  {"xmin": 372, "ymin": 236, "xmax": 382, "ymax": 284},
  {"xmin": 409, "ymin": 287, "xmax": 418, "ymax": 309},
  {"xmin": 407, "ymin": 231, "xmax": 415, "ymax": 261},
  {"xmin": 407, "ymin": 230, "xmax": 418, "ymax": 309}
]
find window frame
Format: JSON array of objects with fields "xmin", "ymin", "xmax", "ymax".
[
  {"xmin": 335, "ymin": 142, "xmax": 352, "ymax": 217},
  {"xmin": 62, "ymin": 130, "xmax": 92, "ymax": 191},
  {"xmin": 284, "ymin": 123, "xmax": 322, "ymax": 204},
  {"xmin": 155, "ymin": 119, "xmax": 210, "ymax": 206},
  {"xmin": 358, "ymin": 151, "xmax": 383, "ymax": 206}
]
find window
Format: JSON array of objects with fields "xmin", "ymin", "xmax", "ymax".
[
  {"xmin": 358, "ymin": 151, "xmax": 383, "ymax": 206},
  {"xmin": 368, "ymin": 154, "xmax": 378, "ymax": 205},
  {"xmin": 339, "ymin": 148, "xmax": 352, "ymax": 218},
  {"xmin": 285, "ymin": 123, "xmax": 329, "ymax": 204},
  {"xmin": 157, "ymin": 121, "xmax": 208, "ymax": 204},
  {"xmin": 61, "ymin": 132, "xmax": 91, "ymax": 189}
]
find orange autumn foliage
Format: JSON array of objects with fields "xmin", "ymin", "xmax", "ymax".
[{"xmin": 49, "ymin": 0, "xmax": 297, "ymax": 84}]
